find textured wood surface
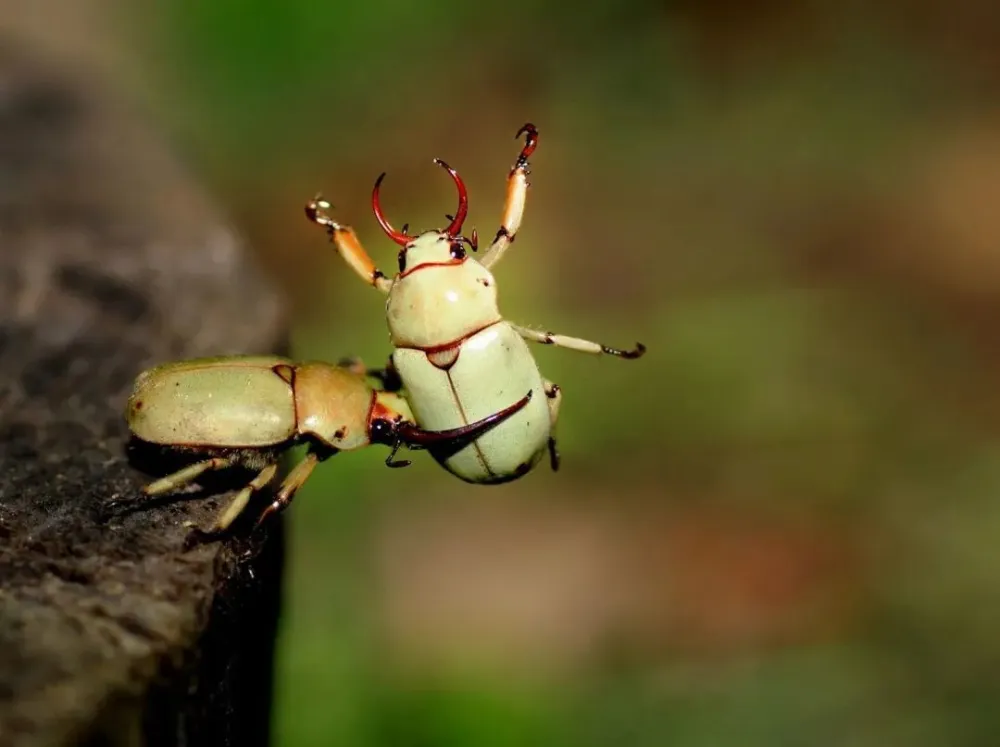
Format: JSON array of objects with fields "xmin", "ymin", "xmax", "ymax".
[{"xmin": 0, "ymin": 40, "xmax": 288, "ymax": 747}]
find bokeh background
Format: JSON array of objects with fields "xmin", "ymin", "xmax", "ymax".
[{"xmin": 12, "ymin": 0, "xmax": 1000, "ymax": 743}]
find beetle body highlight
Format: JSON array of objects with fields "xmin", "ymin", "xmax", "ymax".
[
  {"xmin": 306, "ymin": 124, "xmax": 645, "ymax": 484},
  {"xmin": 125, "ymin": 355, "xmax": 530, "ymax": 532}
]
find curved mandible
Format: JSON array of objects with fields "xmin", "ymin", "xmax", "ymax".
[
  {"xmin": 371, "ymin": 172, "xmax": 410, "ymax": 247},
  {"xmin": 395, "ymin": 390, "xmax": 532, "ymax": 448},
  {"xmin": 433, "ymin": 159, "xmax": 469, "ymax": 237}
]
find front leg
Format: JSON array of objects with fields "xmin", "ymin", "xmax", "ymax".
[
  {"xmin": 305, "ymin": 197, "xmax": 392, "ymax": 293},
  {"xmin": 480, "ymin": 123, "xmax": 538, "ymax": 270},
  {"xmin": 512, "ymin": 323, "xmax": 646, "ymax": 359},
  {"xmin": 336, "ymin": 355, "xmax": 404, "ymax": 392},
  {"xmin": 366, "ymin": 356, "xmax": 404, "ymax": 393}
]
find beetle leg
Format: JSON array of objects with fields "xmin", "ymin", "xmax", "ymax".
[
  {"xmin": 543, "ymin": 379, "xmax": 562, "ymax": 472},
  {"xmin": 211, "ymin": 462, "xmax": 280, "ymax": 533},
  {"xmin": 384, "ymin": 439, "xmax": 411, "ymax": 468},
  {"xmin": 143, "ymin": 457, "xmax": 232, "ymax": 496},
  {"xmin": 368, "ymin": 356, "xmax": 404, "ymax": 392},
  {"xmin": 305, "ymin": 196, "xmax": 392, "ymax": 293},
  {"xmin": 511, "ymin": 324, "xmax": 646, "ymax": 360},
  {"xmin": 480, "ymin": 123, "xmax": 538, "ymax": 269},
  {"xmin": 336, "ymin": 356, "xmax": 368, "ymax": 377},
  {"xmin": 547, "ymin": 438, "xmax": 560, "ymax": 472},
  {"xmin": 336, "ymin": 354, "xmax": 404, "ymax": 392},
  {"xmin": 255, "ymin": 452, "xmax": 321, "ymax": 527}
]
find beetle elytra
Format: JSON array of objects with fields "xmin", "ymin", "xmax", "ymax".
[
  {"xmin": 125, "ymin": 355, "xmax": 531, "ymax": 533},
  {"xmin": 305, "ymin": 124, "xmax": 645, "ymax": 484}
]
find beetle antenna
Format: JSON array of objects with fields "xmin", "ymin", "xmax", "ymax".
[
  {"xmin": 433, "ymin": 159, "xmax": 469, "ymax": 237},
  {"xmin": 372, "ymin": 172, "xmax": 411, "ymax": 247}
]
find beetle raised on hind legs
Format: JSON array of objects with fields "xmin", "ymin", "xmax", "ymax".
[
  {"xmin": 305, "ymin": 124, "xmax": 645, "ymax": 484},
  {"xmin": 124, "ymin": 355, "xmax": 531, "ymax": 534}
]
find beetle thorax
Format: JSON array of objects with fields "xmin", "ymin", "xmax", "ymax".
[
  {"xmin": 293, "ymin": 363, "xmax": 372, "ymax": 451},
  {"xmin": 386, "ymin": 232, "xmax": 501, "ymax": 349}
]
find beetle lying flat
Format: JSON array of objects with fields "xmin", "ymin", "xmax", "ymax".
[
  {"xmin": 305, "ymin": 123, "xmax": 645, "ymax": 484},
  {"xmin": 125, "ymin": 355, "xmax": 531, "ymax": 534}
]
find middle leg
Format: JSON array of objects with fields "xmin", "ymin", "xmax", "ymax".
[
  {"xmin": 512, "ymin": 324, "xmax": 646, "ymax": 359},
  {"xmin": 211, "ymin": 462, "xmax": 280, "ymax": 533},
  {"xmin": 255, "ymin": 451, "xmax": 322, "ymax": 527}
]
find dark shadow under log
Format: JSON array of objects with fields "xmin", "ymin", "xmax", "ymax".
[{"xmin": 0, "ymin": 42, "xmax": 288, "ymax": 747}]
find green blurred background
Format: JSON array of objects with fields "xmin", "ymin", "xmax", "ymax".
[{"xmin": 22, "ymin": 0, "xmax": 1000, "ymax": 743}]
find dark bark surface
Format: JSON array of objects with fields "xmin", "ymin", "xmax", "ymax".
[{"xmin": 0, "ymin": 42, "xmax": 287, "ymax": 747}]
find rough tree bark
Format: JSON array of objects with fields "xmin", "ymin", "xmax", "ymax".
[{"xmin": 0, "ymin": 42, "xmax": 288, "ymax": 747}]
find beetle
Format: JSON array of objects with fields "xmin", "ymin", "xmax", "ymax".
[
  {"xmin": 305, "ymin": 123, "xmax": 645, "ymax": 484},
  {"xmin": 124, "ymin": 355, "xmax": 531, "ymax": 533}
]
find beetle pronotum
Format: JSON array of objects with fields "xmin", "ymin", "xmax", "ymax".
[
  {"xmin": 305, "ymin": 124, "xmax": 645, "ymax": 484},
  {"xmin": 125, "ymin": 355, "xmax": 531, "ymax": 533}
]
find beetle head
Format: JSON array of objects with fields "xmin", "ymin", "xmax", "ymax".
[
  {"xmin": 367, "ymin": 391, "xmax": 416, "ymax": 467},
  {"xmin": 369, "ymin": 391, "xmax": 415, "ymax": 435},
  {"xmin": 395, "ymin": 231, "xmax": 473, "ymax": 275},
  {"xmin": 374, "ymin": 159, "xmax": 501, "ymax": 348},
  {"xmin": 372, "ymin": 159, "xmax": 479, "ymax": 277}
]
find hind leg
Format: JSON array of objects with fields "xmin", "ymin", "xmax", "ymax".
[
  {"xmin": 143, "ymin": 457, "xmax": 233, "ymax": 496},
  {"xmin": 544, "ymin": 379, "xmax": 563, "ymax": 472}
]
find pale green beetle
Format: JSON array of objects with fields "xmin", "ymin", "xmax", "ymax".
[
  {"xmin": 125, "ymin": 355, "xmax": 530, "ymax": 534},
  {"xmin": 305, "ymin": 124, "xmax": 645, "ymax": 484}
]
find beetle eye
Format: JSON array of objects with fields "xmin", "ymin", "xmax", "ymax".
[
  {"xmin": 397, "ymin": 251, "xmax": 406, "ymax": 273},
  {"xmin": 450, "ymin": 243, "xmax": 466, "ymax": 261},
  {"xmin": 370, "ymin": 418, "xmax": 396, "ymax": 445}
]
